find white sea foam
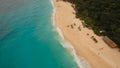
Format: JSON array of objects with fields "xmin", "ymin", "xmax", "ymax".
[
  {"xmin": 51, "ymin": 0, "xmax": 91, "ymax": 68},
  {"xmin": 55, "ymin": 27, "xmax": 91, "ymax": 68}
]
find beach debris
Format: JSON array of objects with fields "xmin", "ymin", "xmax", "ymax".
[
  {"xmin": 86, "ymin": 33, "xmax": 89, "ymax": 36},
  {"xmin": 71, "ymin": 4, "xmax": 75, "ymax": 9},
  {"xmin": 72, "ymin": 12, "xmax": 75, "ymax": 14},
  {"xmin": 81, "ymin": 20, "xmax": 87, "ymax": 28},
  {"xmin": 74, "ymin": 23, "xmax": 76, "ymax": 26},
  {"xmin": 71, "ymin": 25, "xmax": 73, "ymax": 29},
  {"xmin": 91, "ymin": 36, "xmax": 98, "ymax": 43},
  {"xmin": 78, "ymin": 26, "xmax": 81, "ymax": 31}
]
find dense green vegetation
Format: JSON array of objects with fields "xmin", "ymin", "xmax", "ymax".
[{"xmin": 63, "ymin": 0, "xmax": 120, "ymax": 47}]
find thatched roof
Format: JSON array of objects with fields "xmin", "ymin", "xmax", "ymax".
[{"xmin": 103, "ymin": 36, "xmax": 117, "ymax": 48}]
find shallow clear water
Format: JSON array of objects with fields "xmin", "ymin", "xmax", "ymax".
[{"xmin": 0, "ymin": 0, "xmax": 78, "ymax": 68}]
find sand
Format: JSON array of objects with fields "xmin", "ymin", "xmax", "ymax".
[{"xmin": 52, "ymin": 0, "xmax": 120, "ymax": 68}]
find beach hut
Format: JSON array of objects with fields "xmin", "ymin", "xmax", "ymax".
[{"xmin": 103, "ymin": 36, "xmax": 117, "ymax": 48}]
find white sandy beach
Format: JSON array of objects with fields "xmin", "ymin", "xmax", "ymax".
[{"xmin": 52, "ymin": 0, "xmax": 120, "ymax": 68}]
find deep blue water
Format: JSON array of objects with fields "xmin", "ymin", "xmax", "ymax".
[{"xmin": 0, "ymin": 0, "xmax": 78, "ymax": 68}]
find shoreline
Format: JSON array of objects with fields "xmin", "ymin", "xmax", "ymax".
[
  {"xmin": 55, "ymin": 27, "xmax": 91, "ymax": 68},
  {"xmin": 52, "ymin": 0, "xmax": 120, "ymax": 68},
  {"xmin": 51, "ymin": 0, "xmax": 91, "ymax": 68}
]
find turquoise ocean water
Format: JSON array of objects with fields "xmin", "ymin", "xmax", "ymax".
[{"xmin": 0, "ymin": 0, "xmax": 79, "ymax": 68}]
